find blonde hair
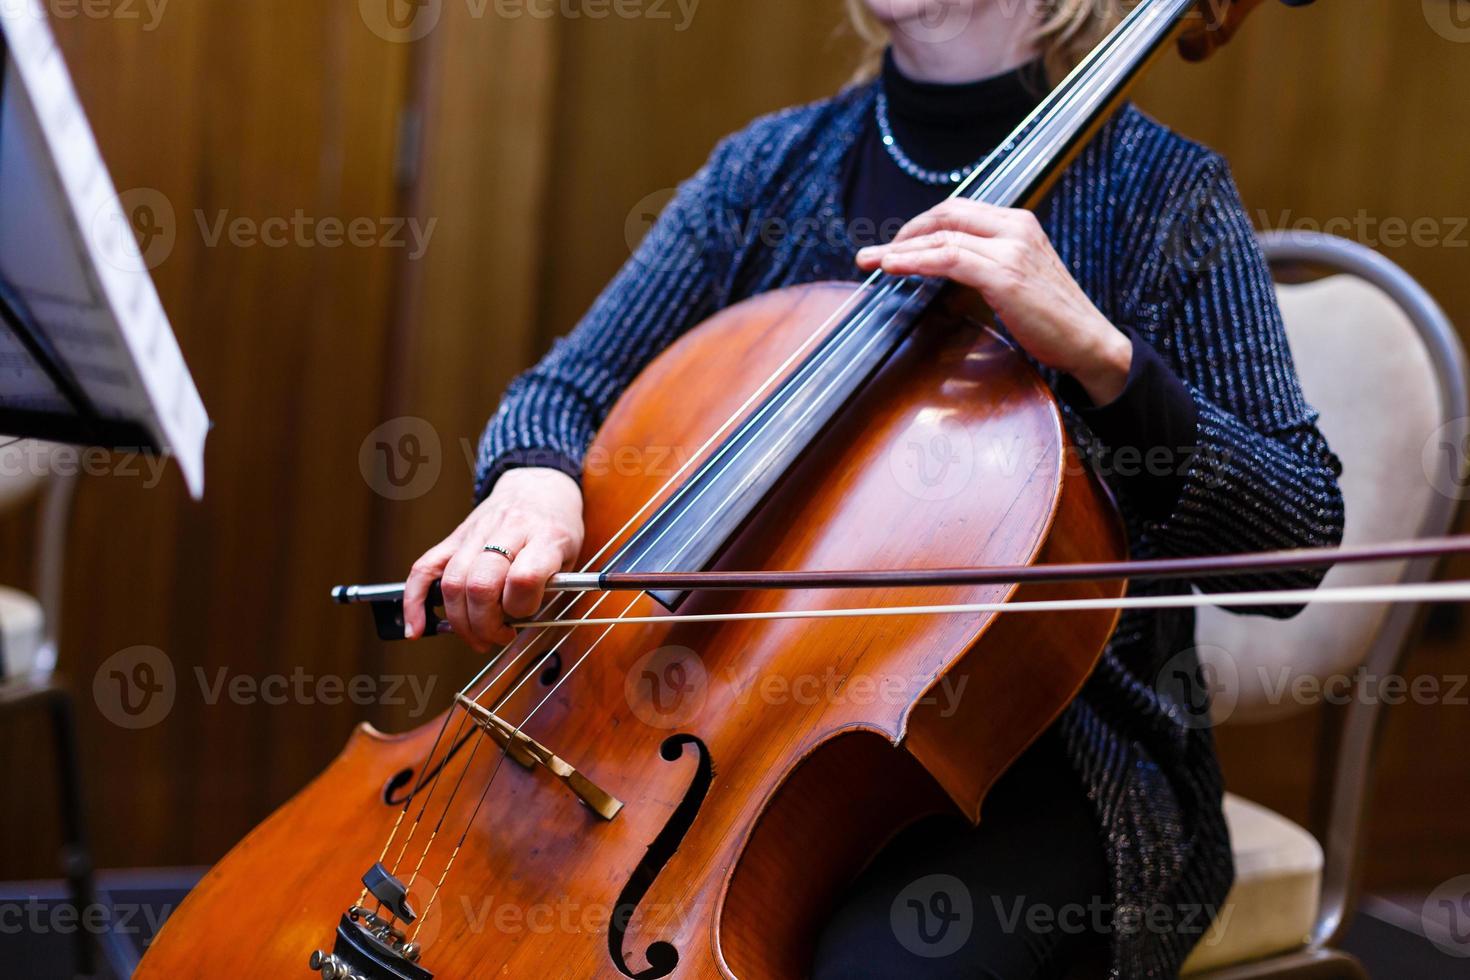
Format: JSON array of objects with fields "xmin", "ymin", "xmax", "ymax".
[{"xmin": 844, "ymin": 0, "xmax": 1121, "ymax": 87}]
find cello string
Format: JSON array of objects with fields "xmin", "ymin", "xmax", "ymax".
[
  {"xmin": 386, "ymin": 592, "xmax": 615, "ymax": 892},
  {"xmin": 409, "ymin": 592, "xmax": 647, "ymax": 943},
  {"xmin": 386, "ymin": 0, "xmax": 1178, "ymax": 930},
  {"xmin": 365, "ymin": 589, "xmax": 583, "ymax": 902},
  {"xmin": 598, "ymin": 2, "xmax": 1166, "ymax": 571}
]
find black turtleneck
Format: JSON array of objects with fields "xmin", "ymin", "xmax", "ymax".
[
  {"xmin": 841, "ymin": 50, "xmax": 1199, "ymax": 522},
  {"xmin": 843, "ymin": 50, "xmax": 1046, "ymax": 243}
]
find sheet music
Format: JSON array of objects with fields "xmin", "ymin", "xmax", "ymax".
[{"xmin": 0, "ymin": 0, "xmax": 208, "ymax": 497}]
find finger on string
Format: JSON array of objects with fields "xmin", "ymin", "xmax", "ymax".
[
  {"xmin": 873, "ymin": 245, "xmax": 997, "ymax": 284},
  {"xmin": 860, "ymin": 230, "xmax": 1013, "ymax": 265},
  {"xmin": 891, "ymin": 199, "xmax": 1022, "ymax": 245}
]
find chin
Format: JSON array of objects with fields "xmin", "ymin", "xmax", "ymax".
[{"xmin": 861, "ymin": 0, "xmax": 981, "ymax": 33}]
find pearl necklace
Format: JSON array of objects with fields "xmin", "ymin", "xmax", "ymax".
[{"xmin": 875, "ymin": 91, "xmax": 988, "ymax": 188}]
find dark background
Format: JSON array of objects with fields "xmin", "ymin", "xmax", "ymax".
[{"xmin": 0, "ymin": 0, "xmax": 1466, "ymax": 902}]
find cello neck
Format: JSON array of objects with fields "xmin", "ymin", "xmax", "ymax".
[
  {"xmin": 964, "ymin": 0, "xmax": 1200, "ymax": 210},
  {"xmin": 595, "ymin": 0, "xmax": 1208, "ymax": 606}
]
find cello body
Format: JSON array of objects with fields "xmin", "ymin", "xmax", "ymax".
[{"xmin": 138, "ymin": 282, "xmax": 1126, "ymax": 978}]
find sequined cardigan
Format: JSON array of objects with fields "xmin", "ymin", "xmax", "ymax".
[{"xmin": 473, "ymin": 85, "xmax": 1346, "ymax": 977}]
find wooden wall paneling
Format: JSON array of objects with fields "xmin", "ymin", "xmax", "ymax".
[
  {"xmin": 360, "ymin": 4, "xmax": 565, "ymax": 729},
  {"xmin": 533, "ymin": 0, "xmax": 858, "ymax": 354},
  {"xmin": 0, "ymin": 1, "xmax": 412, "ymax": 877}
]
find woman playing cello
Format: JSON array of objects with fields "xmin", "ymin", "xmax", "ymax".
[{"xmin": 402, "ymin": 1, "xmax": 1345, "ymax": 975}]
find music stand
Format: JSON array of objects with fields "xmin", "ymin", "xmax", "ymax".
[
  {"xmin": 1, "ymin": 4, "xmax": 210, "ymax": 975},
  {"xmin": 0, "ymin": 2, "xmax": 208, "ymax": 487}
]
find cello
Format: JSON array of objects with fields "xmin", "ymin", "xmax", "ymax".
[{"xmin": 136, "ymin": 1, "xmax": 1347, "ymax": 976}]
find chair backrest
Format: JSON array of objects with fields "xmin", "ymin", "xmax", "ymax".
[
  {"xmin": 0, "ymin": 440, "xmax": 77, "ymax": 678},
  {"xmin": 1194, "ymin": 231, "xmax": 1466, "ymax": 950},
  {"xmin": 1194, "ymin": 232, "xmax": 1468, "ymax": 725}
]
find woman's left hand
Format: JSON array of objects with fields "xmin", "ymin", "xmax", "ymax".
[{"xmin": 856, "ymin": 199, "xmax": 1133, "ymax": 405}]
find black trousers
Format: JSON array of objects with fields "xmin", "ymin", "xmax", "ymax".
[{"xmin": 811, "ymin": 737, "xmax": 1111, "ymax": 980}]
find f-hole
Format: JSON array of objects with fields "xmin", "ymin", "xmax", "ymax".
[
  {"xmin": 608, "ymin": 733, "xmax": 713, "ymax": 979},
  {"xmin": 381, "ymin": 729, "xmax": 477, "ymax": 806}
]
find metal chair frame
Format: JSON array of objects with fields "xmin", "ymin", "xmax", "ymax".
[
  {"xmin": 1194, "ymin": 231, "xmax": 1469, "ymax": 979},
  {"xmin": 0, "ymin": 456, "xmax": 93, "ymax": 974}
]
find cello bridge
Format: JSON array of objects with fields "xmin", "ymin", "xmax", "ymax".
[{"xmin": 455, "ymin": 694, "xmax": 624, "ymax": 821}]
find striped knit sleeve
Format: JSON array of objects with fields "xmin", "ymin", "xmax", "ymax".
[
  {"xmin": 472, "ymin": 140, "xmax": 739, "ymax": 501},
  {"xmin": 1139, "ymin": 158, "xmax": 1345, "ymax": 614}
]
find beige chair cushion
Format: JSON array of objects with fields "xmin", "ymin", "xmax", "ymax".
[
  {"xmin": 1194, "ymin": 276, "xmax": 1444, "ymax": 723},
  {"xmin": 0, "ymin": 585, "xmax": 45, "ymax": 679},
  {"xmin": 1181, "ymin": 794, "xmax": 1323, "ymax": 974}
]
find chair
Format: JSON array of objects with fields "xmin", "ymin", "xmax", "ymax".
[
  {"xmin": 0, "ymin": 439, "xmax": 74, "ymax": 678},
  {"xmin": 1180, "ymin": 232, "xmax": 1469, "ymax": 977},
  {"xmin": 0, "ymin": 439, "xmax": 96, "ymax": 976}
]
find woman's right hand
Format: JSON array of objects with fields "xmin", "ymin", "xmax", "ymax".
[{"xmin": 403, "ymin": 467, "xmax": 585, "ymax": 652}]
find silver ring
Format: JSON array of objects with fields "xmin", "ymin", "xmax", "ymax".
[{"xmin": 482, "ymin": 544, "xmax": 514, "ymax": 561}]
